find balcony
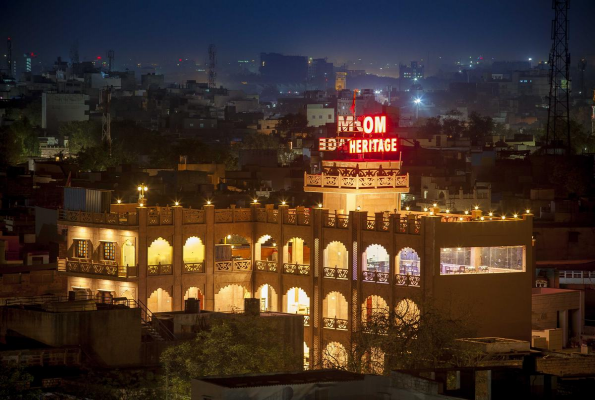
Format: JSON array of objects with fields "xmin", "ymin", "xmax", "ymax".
[
  {"xmin": 323, "ymin": 213, "xmax": 349, "ymax": 229},
  {"xmin": 215, "ymin": 259, "xmax": 252, "ymax": 272},
  {"xmin": 214, "ymin": 208, "xmax": 253, "ymax": 223},
  {"xmin": 323, "ymin": 317, "xmax": 348, "ymax": 331},
  {"xmin": 65, "ymin": 259, "xmax": 137, "ymax": 278},
  {"xmin": 362, "ymin": 270, "xmax": 389, "ymax": 284},
  {"xmin": 283, "ymin": 209, "xmax": 311, "ymax": 226},
  {"xmin": 283, "ymin": 263, "xmax": 311, "ymax": 276},
  {"xmin": 148, "ymin": 209, "xmax": 172, "ymax": 225},
  {"xmin": 304, "ymin": 172, "xmax": 409, "ymax": 193},
  {"xmin": 255, "ymin": 260, "xmax": 278, "ymax": 272},
  {"xmin": 394, "ymin": 274, "xmax": 421, "ymax": 287},
  {"xmin": 183, "ymin": 262, "xmax": 205, "ymax": 273},
  {"xmin": 148, "ymin": 263, "xmax": 172, "ymax": 275},
  {"xmin": 182, "ymin": 209, "xmax": 205, "ymax": 224},
  {"xmin": 323, "ymin": 267, "xmax": 348, "ymax": 280},
  {"xmin": 59, "ymin": 210, "xmax": 137, "ymax": 226}
]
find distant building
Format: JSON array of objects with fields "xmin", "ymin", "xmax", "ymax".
[
  {"xmin": 400, "ymin": 61, "xmax": 424, "ymax": 80},
  {"xmin": 335, "ymin": 71, "xmax": 347, "ymax": 91},
  {"xmin": 141, "ymin": 73, "xmax": 165, "ymax": 90},
  {"xmin": 259, "ymin": 53, "xmax": 308, "ymax": 82},
  {"xmin": 306, "ymin": 104, "xmax": 335, "ymax": 127},
  {"xmin": 41, "ymin": 93, "xmax": 90, "ymax": 134}
]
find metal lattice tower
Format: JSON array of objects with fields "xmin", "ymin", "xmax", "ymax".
[
  {"xmin": 208, "ymin": 44, "xmax": 217, "ymax": 89},
  {"xmin": 107, "ymin": 49, "xmax": 114, "ymax": 72},
  {"xmin": 6, "ymin": 37, "xmax": 12, "ymax": 78},
  {"xmin": 545, "ymin": 0, "xmax": 571, "ymax": 154},
  {"xmin": 102, "ymin": 86, "xmax": 112, "ymax": 157}
]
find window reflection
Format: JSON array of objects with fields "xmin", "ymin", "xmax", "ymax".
[{"xmin": 440, "ymin": 246, "xmax": 525, "ymax": 275}]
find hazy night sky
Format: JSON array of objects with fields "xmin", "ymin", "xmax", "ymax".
[{"xmin": 2, "ymin": 0, "xmax": 594, "ymax": 69}]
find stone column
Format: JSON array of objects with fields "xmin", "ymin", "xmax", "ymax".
[
  {"xmin": 204, "ymin": 204, "xmax": 215, "ymax": 310},
  {"xmin": 172, "ymin": 205, "xmax": 183, "ymax": 311},
  {"xmin": 137, "ymin": 206, "xmax": 148, "ymax": 305}
]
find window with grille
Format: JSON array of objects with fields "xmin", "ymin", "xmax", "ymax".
[
  {"xmin": 75, "ymin": 240, "xmax": 88, "ymax": 258},
  {"xmin": 103, "ymin": 242, "xmax": 115, "ymax": 261}
]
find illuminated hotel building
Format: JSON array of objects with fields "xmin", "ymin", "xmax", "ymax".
[{"xmin": 58, "ymin": 113, "xmax": 533, "ymax": 368}]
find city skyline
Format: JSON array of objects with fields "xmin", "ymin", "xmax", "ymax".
[{"xmin": 2, "ymin": 0, "xmax": 595, "ymax": 69}]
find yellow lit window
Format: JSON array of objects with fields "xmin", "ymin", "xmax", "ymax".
[
  {"xmin": 75, "ymin": 240, "xmax": 88, "ymax": 258},
  {"xmin": 103, "ymin": 242, "xmax": 115, "ymax": 261}
]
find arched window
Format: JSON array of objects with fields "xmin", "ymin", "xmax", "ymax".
[
  {"xmin": 148, "ymin": 288, "xmax": 172, "ymax": 313},
  {"xmin": 255, "ymin": 284, "xmax": 278, "ymax": 312},
  {"xmin": 396, "ymin": 247, "xmax": 420, "ymax": 276},
  {"xmin": 215, "ymin": 284, "xmax": 248, "ymax": 312},
  {"xmin": 183, "ymin": 237, "xmax": 205, "ymax": 263},
  {"xmin": 283, "ymin": 237, "xmax": 310, "ymax": 265}
]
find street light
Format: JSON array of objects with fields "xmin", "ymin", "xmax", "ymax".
[
  {"xmin": 138, "ymin": 183, "xmax": 148, "ymax": 203},
  {"xmin": 414, "ymin": 98, "xmax": 422, "ymax": 119}
]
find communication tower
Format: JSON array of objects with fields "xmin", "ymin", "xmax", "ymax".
[
  {"xmin": 107, "ymin": 49, "xmax": 115, "ymax": 72},
  {"xmin": 70, "ymin": 40, "xmax": 80, "ymax": 65},
  {"xmin": 102, "ymin": 86, "xmax": 112, "ymax": 157},
  {"xmin": 208, "ymin": 44, "xmax": 217, "ymax": 89},
  {"xmin": 545, "ymin": 0, "xmax": 571, "ymax": 154}
]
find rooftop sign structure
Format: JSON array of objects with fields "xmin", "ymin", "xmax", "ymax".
[{"xmin": 318, "ymin": 114, "xmax": 398, "ymax": 156}]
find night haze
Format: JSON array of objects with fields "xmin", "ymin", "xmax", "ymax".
[{"xmin": 2, "ymin": 0, "xmax": 595, "ymax": 69}]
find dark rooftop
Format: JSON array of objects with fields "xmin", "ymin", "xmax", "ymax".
[{"xmin": 199, "ymin": 369, "xmax": 365, "ymax": 388}]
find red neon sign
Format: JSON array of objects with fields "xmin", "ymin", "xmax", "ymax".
[
  {"xmin": 349, "ymin": 138, "xmax": 397, "ymax": 154},
  {"xmin": 337, "ymin": 115, "xmax": 386, "ymax": 134}
]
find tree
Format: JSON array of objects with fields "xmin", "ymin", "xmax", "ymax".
[
  {"xmin": 466, "ymin": 112, "xmax": 494, "ymax": 144},
  {"xmin": 0, "ymin": 364, "xmax": 40, "ymax": 400},
  {"xmin": 277, "ymin": 113, "xmax": 309, "ymax": 136},
  {"xmin": 60, "ymin": 120, "xmax": 101, "ymax": 155},
  {"xmin": 0, "ymin": 117, "xmax": 40, "ymax": 165},
  {"xmin": 417, "ymin": 117, "xmax": 442, "ymax": 137},
  {"xmin": 161, "ymin": 316, "xmax": 301, "ymax": 397},
  {"xmin": 442, "ymin": 117, "xmax": 465, "ymax": 139},
  {"xmin": 321, "ymin": 296, "xmax": 479, "ymax": 375}
]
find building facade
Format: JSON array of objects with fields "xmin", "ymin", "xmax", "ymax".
[{"xmin": 58, "ymin": 191, "xmax": 533, "ymax": 368}]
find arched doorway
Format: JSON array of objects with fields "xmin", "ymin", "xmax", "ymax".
[
  {"xmin": 361, "ymin": 295, "xmax": 389, "ymax": 323},
  {"xmin": 323, "ymin": 341, "xmax": 348, "ymax": 369},
  {"xmin": 323, "ymin": 241, "xmax": 348, "ymax": 279},
  {"xmin": 215, "ymin": 284, "xmax": 248, "ymax": 312},
  {"xmin": 216, "ymin": 235, "xmax": 251, "ymax": 271},
  {"xmin": 283, "ymin": 237, "xmax": 310, "ymax": 265},
  {"xmin": 121, "ymin": 238, "xmax": 136, "ymax": 267},
  {"xmin": 284, "ymin": 287, "xmax": 310, "ymax": 316},
  {"xmin": 362, "ymin": 244, "xmax": 389, "ymax": 283},
  {"xmin": 147, "ymin": 288, "xmax": 172, "ymax": 313},
  {"xmin": 255, "ymin": 284, "xmax": 278, "ymax": 312},
  {"xmin": 396, "ymin": 247, "xmax": 420, "ymax": 277},
  {"xmin": 148, "ymin": 238, "xmax": 173, "ymax": 275},
  {"xmin": 184, "ymin": 237, "xmax": 205, "ymax": 263},
  {"xmin": 323, "ymin": 291, "xmax": 349, "ymax": 330},
  {"xmin": 395, "ymin": 298, "xmax": 420, "ymax": 327},
  {"xmin": 183, "ymin": 287, "xmax": 204, "ymax": 310}
]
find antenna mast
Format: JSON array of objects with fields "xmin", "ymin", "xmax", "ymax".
[
  {"xmin": 7, "ymin": 37, "xmax": 12, "ymax": 78},
  {"xmin": 545, "ymin": 0, "xmax": 571, "ymax": 154},
  {"xmin": 208, "ymin": 44, "xmax": 217, "ymax": 89},
  {"xmin": 102, "ymin": 86, "xmax": 112, "ymax": 157}
]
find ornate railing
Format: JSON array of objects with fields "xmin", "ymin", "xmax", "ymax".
[
  {"xmin": 305, "ymin": 172, "xmax": 409, "ymax": 190},
  {"xmin": 362, "ymin": 270, "xmax": 389, "ymax": 284},
  {"xmin": 283, "ymin": 209, "xmax": 311, "ymax": 226},
  {"xmin": 365, "ymin": 218, "xmax": 376, "ymax": 230},
  {"xmin": 324, "ymin": 213, "xmax": 349, "ymax": 229},
  {"xmin": 323, "ymin": 317, "xmax": 348, "ymax": 331},
  {"xmin": 283, "ymin": 263, "xmax": 311, "ymax": 276},
  {"xmin": 255, "ymin": 260, "xmax": 278, "ymax": 272},
  {"xmin": 148, "ymin": 263, "xmax": 173, "ymax": 276},
  {"xmin": 267, "ymin": 209, "xmax": 279, "ymax": 223},
  {"xmin": 215, "ymin": 209, "xmax": 233, "ymax": 223},
  {"xmin": 184, "ymin": 262, "xmax": 205, "ymax": 273},
  {"xmin": 394, "ymin": 274, "xmax": 421, "ymax": 287},
  {"xmin": 215, "ymin": 259, "xmax": 252, "ymax": 272},
  {"xmin": 303, "ymin": 315, "xmax": 310, "ymax": 326},
  {"xmin": 59, "ymin": 210, "xmax": 138, "ymax": 226},
  {"xmin": 183, "ymin": 210, "xmax": 205, "ymax": 224},
  {"xmin": 66, "ymin": 259, "xmax": 119, "ymax": 277},
  {"xmin": 397, "ymin": 218, "xmax": 408, "ymax": 234},
  {"xmin": 322, "ymin": 267, "xmax": 348, "ymax": 280},
  {"xmin": 214, "ymin": 208, "xmax": 253, "ymax": 223}
]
